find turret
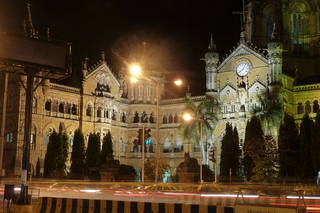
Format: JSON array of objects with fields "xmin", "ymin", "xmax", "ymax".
[
  {"xmin": 204, "ymin": 35, "xmax": 219, "ymax": 95},
  {"xmin": 267, "ymin": 23, "xmax": 283, "ymax": 88}
]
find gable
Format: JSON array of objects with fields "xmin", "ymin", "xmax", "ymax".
[
  {"xmin": 218, "ymin": 43, "xmax": 268, "ymax": 72},
  {"xmin": 248, "ymin": 80, "xmax": 267, "ymax": 96},
  {"xmin": 220, "ymin": 84, "xmax": 237, "ymax": 97},
  {"xmin": 83, "ymin": 63, "xmax": 121, "ymax": 96}
]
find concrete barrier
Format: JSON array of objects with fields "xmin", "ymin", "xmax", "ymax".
[{"xmin": 35, "ymin": 197, "xmax": 218, "ymax": 213}]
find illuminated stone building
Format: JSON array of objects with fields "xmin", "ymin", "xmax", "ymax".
[{"xmin": 1, "ymin": 0, "xmax": 320, "ymax": 177}]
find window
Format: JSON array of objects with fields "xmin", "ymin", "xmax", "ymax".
[
  {"xmin": 133, "ymin": 112, "xmax": 139, "ymax": 123},
  {"xmin": 149, "ymin": 113, "xmax": 154, "ymax": 123},
  {"xmin": 305, "ymin": 101, "xmax": 311, "ymax": 114},
  {"xmin": 314, "ymin": 100, "xmax": 319, "ymax": 113},
  {"xmin": 5, "ymin": 133, "xmax": 13, "ymax": 143},
  {"xmin": 112, "ymin": 110, "xmax": 116, "ymax": 120},
  {"xmin": 168, "ymin": 114, "xmax": 173, "ymax": 123},
  {"xmin": 97, "ymin": 107, "xmax": 102, "ymax": 118},
  {"xmin": 71, "ymin": 104, "xmax": 77, "ymax": 115},
  {"xmin": 45, "ymin": 100, "xmax": 51, "ymax": 111},
  {"xmin": 163, "ymin": 115, "xmax": 168, "ymax": 124},
  {"xmin": 104, "ymin": 109, "xmax": 109, "ymax": 118},
  {"xmin": 86, "ymin": 105, "xmax": 92, "ymax": 116},
  {"xmin": 30, "ymin": 133, "xmax": 36, "ymax": 150},
  {"xmin": 58, "ymin": 103, "xmax": 64, "ymax": 113},
  {"xmin": 141, "ymin": 112, "xmax": 148, "ymax": 123},
  {"xmin": 121, "ymin": 113, "xmax": 126, "ymax": 123},
  {"xmin": 297, "ymin": 103, "xmax": 304, "ymax": 114}
]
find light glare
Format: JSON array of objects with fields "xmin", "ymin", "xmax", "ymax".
[
  {"xmin": 174, "ymin": 79, "xmax": 183, "ymax": 86},
  {"xmin": 183, "ymin": 113, "xmax": 193, "ymax": 121},
  {"xmin": 130, "ymin": 77, "xmax": 139, "ymax": 83},
  {"xmin": 129, "ymin": 64, "xmax": 142, "ymax": 77}
]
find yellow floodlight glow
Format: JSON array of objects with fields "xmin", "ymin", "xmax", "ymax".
[
  {"xmin": 183, "ymin": 113, "xmax": 193, "ymax": 121},
  {"xmin": 174, "ymin": 79, "xmax": 183, "ymax": 86},
  {"xmin": 130, "ymin": 76, "xmax": 139, "ymax": 83},
  {"xmin": 129, "ymin": 64, "xmax": 142, "ymax": 77}
]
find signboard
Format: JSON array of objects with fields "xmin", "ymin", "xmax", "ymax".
[
  {"xmin": 0, "ymin": 33, "xmax": 71, "ymax": 79},
  {"xmin": 235, "ymin": 205, "xmax": 306, "ymax": 213}
]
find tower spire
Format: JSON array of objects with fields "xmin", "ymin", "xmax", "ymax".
[
  {"xmin": 270, "ymin": 22, "xmax": 280, "ymax": 42},
  {"xmin": 24, "ymin": 1, "xmax": 38, "ymax": 39},
  {"xmin": 208, "ymin": 34, "xmax": 217, "ymax": 51}
]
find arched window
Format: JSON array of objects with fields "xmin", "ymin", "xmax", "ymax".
[
  {"xmin": 121, "ymin": 113, "xmax": 126, "ymax": 123},
  {"xmin": 163, "ymin": 115, "xmax": 168, "ymax": 124},
  {"xmin": 112, "ymin": 110, "xmax": 116, "ymax": 120},
  {"xmin": 149, "ymin": 113, "xmax": 154, "ymax": 123},
  {"xmin": 133, "ymin": 112, "xmax": 139, "ymax": 123},
  {"xmin": 169, "ymin": 114, "xmax": 173, "ymax": 123},
  {"xmin": 313, "ymin": 100, "xmax": 319, "ymax": 113},
  {"xmin": 97, "ymin": 107, "xmax": 102, "ymax": 118},
  {"xmin": 104, "ymin": 109, "xmax": 109, "ymax": 118},
  {"xmin": 297, "ymin": 102, "xmax": 304, "ymax": 114},
  {"xmin": 305, "ymin": 101, "xmax": 311, "ymax": 114},
  {"xmin": 174, "ymin": 114, "xmax": 178, "ymax": 123},
  {"xmin": 240, "ymin": 105, "xmax": 245, "ymax": 112},
  {"xmin": 45, "ymin": 100, "xmax": 51, "ymax": 111},
  {"xmin": 66, "ymin": 103, "xmax": 71, "ymax": 114},
  {"xmin": 86, "ymin": 105, "xmax": 92, "ymax": 116},
  {"xmin": 141, "ymin": 112, "xmax": 148, "ymax": 123},
  {"xmin": 71, "ymin": 104, "xmax": 77, "ymax": 115},
  {"xmin": 58, "ymin": 103, "xmax": 64, "ymax": 113}
]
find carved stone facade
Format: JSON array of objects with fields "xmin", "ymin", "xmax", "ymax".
[{"xmin": 1, "ymin": 0, "xmax": 320, "ymax": 178}]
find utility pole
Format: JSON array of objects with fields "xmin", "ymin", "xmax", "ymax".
[
  {"xmin": 141, "ymin": 125, "xmax": 145, "ymax": 182},
  {"xmin": 0, "ymin": 71, "xmax": 9, "ymax": 176},
  {"xmin": 18, "ymin": 70, "xmax": 34, "ymax": 205}
]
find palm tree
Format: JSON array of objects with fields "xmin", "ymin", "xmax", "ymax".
[
  {"xmin": 181, "ymin": 96, "xmax": 219, "ymax": 165},
  {"xmin": 251, "ymin": 90, "xmax": 284, "ymax": 136}
]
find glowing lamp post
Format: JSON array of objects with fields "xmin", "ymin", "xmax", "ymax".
[{"xmin": 182, "ymin": 112, "xmax": 204, "ymax": 184}]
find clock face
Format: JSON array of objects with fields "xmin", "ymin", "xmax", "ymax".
[{"xmin": 236, "ymin": 62, "xmax": 250, "ymax": 77}]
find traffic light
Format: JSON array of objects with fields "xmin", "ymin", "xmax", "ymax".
[
  {"xmin": 137, "ymin": 128, "xmax": 143, "ymax": 145},
  {"xmin": 209, "ymin": 149, "xmax": 215, "ymax": 162},
  {"xmin": 144, "ymin": 128, "xmax": 152, "ymax": 145}
]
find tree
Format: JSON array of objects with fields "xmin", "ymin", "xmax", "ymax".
[
  {"xmin": 56, "ymin": 130, "xmax": 69, "ymax": 176},
  {"xmin": 252, "ymin": 91, "xmax": 284, "ymax": 135},
  {"xmin": 44, "ymin": 131, "xmax": 60, "ymax": 177},
  {"xmin": 232, "ymin": 127, "xmax": 241, "ymax": 177},
  {"xmin": 278, "ymin": 113, "xmax": 300, "ymax": 178},
  {"xmin": 220, "ymin": 123, "xmax": 233, "ymax": 176},
  {"xmin": 144, "ymin": 158, "xmax": 170, "ymax": 181},
  {"xmin": 299, "ymin": 114, "xmax": 314, "ymax": 177},
  {"xmin": 100, "ymin": 131, "xmax": 113, "ymax": 166},
  {"xmin": 312, "ymin": 112, "xmax": 320, "ymax": 173},
  {"xmin": 243, "ymin": 116, "xmax": 265, "ymax": 181},
  {"xmin": 86, "ymin": 133, "xmax": 101, "ymax": 173},
  {"xmin": 181, "ymin": 96, "xmax": 219, "ymax": 164},
  {"xmin": 70, "ymin": 129, "xmax": 85, "ymax": 177}
]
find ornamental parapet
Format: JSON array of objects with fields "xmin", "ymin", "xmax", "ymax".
[
  {"xmin": 294, "ymin": 83, "xmax": 320, "ymax": 92},
  {"xmin": 160, "ymin": 95, "xmax": 206, "ymax": 105},
  {"xmin": 50, "ymin": 83, "xmax": 80, "ymax": 94}
]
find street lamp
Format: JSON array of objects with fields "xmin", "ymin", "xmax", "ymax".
[
  {"xmin": 129, "ymin": 67, "xmax": 184, "ymax": 183},
  {"xmin": 182, "ymin": 112, "xmax": 204, "ymax": 184}
]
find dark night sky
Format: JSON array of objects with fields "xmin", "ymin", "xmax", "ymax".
[{"xmin": 0, "ymin": 0, "xmax": 243, "ymax": 96}]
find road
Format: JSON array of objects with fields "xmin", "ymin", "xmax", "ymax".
[{"xmin": 1, "ymin": 179, "xmax": 320, "ymax": 212}]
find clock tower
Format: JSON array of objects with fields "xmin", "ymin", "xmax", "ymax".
[{"xmin": 204, "ymin": 35, "xmax": 219, "ymax": 95}]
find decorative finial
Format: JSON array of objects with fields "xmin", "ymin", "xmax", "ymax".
[
  {"xmin": 240, "ymin": 30, "xmax": 246, "ymax": 44},
  {"xmin": 208, "ymin": 34, "xmax": 217, "ymax": 51},
  {"xmin": 270, "ymin": 22, "xmax": 280, "ymax": 42},
  {"xmin": 82, "ymin": 57, "xmax": 89, "ymax": 78},
  {"xmin": 101, "ymin": 51, "xmax": 105, "ymax": 62},
  {"xmin": 24, "ymin": 1, "xmax": 38, "ymax": 39}
]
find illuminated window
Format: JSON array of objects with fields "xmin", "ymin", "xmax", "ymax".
[
  {"xmin": 313, "ymin": 100, "xmax": 319, "ymax": 113},
  {"xmin": 297, "ymin": 103, "xmax": 304, "ymax": 114},
  {"xmin": 305, "ymin": 101, "xmax": 311, "ymax": 114},
  {"xmin": 5, "ymin": 133, "xmax": 13, "ymax": 143}
]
